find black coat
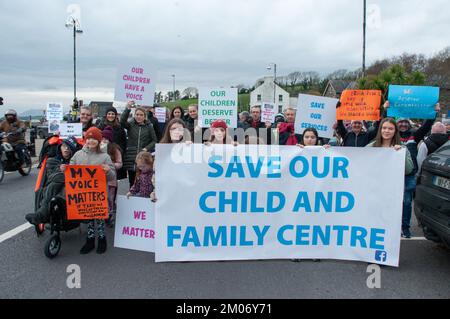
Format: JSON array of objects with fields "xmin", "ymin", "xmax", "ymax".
[{"xmin": 120, "ymin": 109, "xmax": 157, "ymax": 171}]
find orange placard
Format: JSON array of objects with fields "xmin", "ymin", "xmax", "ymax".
[
  {"xmin": 65, "ymin": 165, "xmax": 108, "ymax": 220},
  {"xmin": 337, "ymin": 90, "xmax": 382, "ymax": 121}
]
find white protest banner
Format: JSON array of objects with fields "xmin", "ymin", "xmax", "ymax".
[
  {"xmin": 114, "ymin": 64, "xmax": 156, "ymax": 106},
  {"xmin": 155, "ymin": 107, "xmax": 167, "ymax": 123},
  {"xmin": 261, "ymin": 102, "xmax": 276, "ymax": 123},
  {"xmin": 59, "ymin": 123, "xmax": 83, "ymax": 139},
  {"xmin": 114, "ymin": 195, "xmax": 155, "ymax": 252},
  {"xmin": 295, "ymin": 94, "xmax": 339, "ymax": 139},
  {"xmin": 47, "ymin": 103, "xmax": 63, "ymax": 134},
  {"xmin": 198, "ymin": 88, "xmax": 238, "ymax": 128},
  {"xmin": 155, "ymin": 144, "xmax": 404, "ymax": 267}
]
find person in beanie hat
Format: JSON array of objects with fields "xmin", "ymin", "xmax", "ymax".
[
  {"xmin": 70, "ymin": 127, "xmax": 116, "ymax": 254},
  {"xmin": 102, "ymin": 126, "xmax": 114, "ymax": 143},
  {"xmin": 206, "ymin": 120, "xmax": 236, "ymax": 145},
  {"xmin": 84, "ymin": 126, "xmax": 102, "ymax": 143},
  {"xmin": 96, "ymin": 105, "xmax": 127, "ymax": 179},
  {"xmin": 101, "ymin": 126, "xmax": 122, "ymax": 227},
  {"xmin": 25, "ymin": 136, "xmax": 81, "ymax": 226}
]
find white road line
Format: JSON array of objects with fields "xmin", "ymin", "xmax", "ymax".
[
  {"xmin": 0, "ymin": 223, "xmax": 33, "ymax": 243},
  {"xmin": 4, "ymin": 164, "xmax": 39, "ymax": 175}
]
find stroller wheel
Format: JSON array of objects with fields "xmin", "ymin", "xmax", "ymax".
[{"xmin": 44, "ymin": 235, "xmax": 61, "ymax": 259}]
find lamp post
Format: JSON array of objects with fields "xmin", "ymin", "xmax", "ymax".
[
  {"xmin": 267, "ymin": 63, "xmax": 277, "ymax": 104},
  {"xmin": 65, "ymin": 17, "xmax": 83, "ymax": 118},
  {"xmin": 172, "ymin": 74, "xmax": 176, "ymax": 102},
  {"xmin": 362, "ymin": 0, "xmax": 367, "ymax": 77}
]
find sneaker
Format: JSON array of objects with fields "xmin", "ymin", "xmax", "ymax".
[
  {"xmin": 80, "ymin": 238, "xmax": 95, "ymax": 254},
  {"xmin": 97, "ymin": 237, "xmax": 107, "ymax": 254},
  {"xmin": 402, "ymin": 228, "xmax": 412, "ymax": 239}
]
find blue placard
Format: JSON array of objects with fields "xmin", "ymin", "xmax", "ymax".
[{"xmin": 387, "ymin": 85, "xmax": 439, "ymax": 119}]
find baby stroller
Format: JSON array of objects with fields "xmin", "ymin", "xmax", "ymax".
[{"xmin": 33, "ymin": 135, "xmax": 82, "ymax": 259}]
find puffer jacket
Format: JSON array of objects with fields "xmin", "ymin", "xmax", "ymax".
[
  {"xmin": 70, "ymin": 145, "xmax": 116, "ymax": 182},
  {"xmin": 120, "ymin": 108, "xmax": 157, "ymax": 171}
]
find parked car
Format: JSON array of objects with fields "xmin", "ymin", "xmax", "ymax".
[
  {"xmin": 32, "ymin": 123, "xmax": 50, "ymax": 139},
  {"xmin": 415, "ymin": 140, "xmax": 450, "ymax": 249}
]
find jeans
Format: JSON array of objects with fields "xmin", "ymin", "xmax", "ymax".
[{"xmin": 402, "ymin": 174, "xmax": 416, "ymax": 230}]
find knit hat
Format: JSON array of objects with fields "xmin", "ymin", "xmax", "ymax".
[
  {"xmin": 275, "ymin": 113, "xmax": 286, "ymax": 123},
  {"xmin": 351, "ymin": 120, "xmax": 363, "ymax": 125},
  {"xmin": 211, "ymin": 120, "xmax": 228, "ymax": 130},
  {"xmin": 105, "ymin": 106, "xmax": 118, "ymax": 116},
  {"xmin": 102, "ymin": 126, "xmax": 114, "ymax": 142},
  {"xmin": 62, "ymin": 136, "xmax": 79, "ymax": 154},
  {"xmin": 396, "ymin": 118, "xmax": 410, "ymax": 123},
  {"xmin": 85, "ymin": 127, "xmax": 102, "ymax": 143}
]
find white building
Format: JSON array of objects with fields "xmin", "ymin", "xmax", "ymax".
[{"xmin": 250, "ymin": 76, "xmax": 290, "ymax": 113}]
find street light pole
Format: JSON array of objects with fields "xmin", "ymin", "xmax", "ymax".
[
  {"xmin": 363, "ymin": 0, "xmax": 367, "ymax": 77},
  {"xmin": 172, "ymin": 74, "xmax": 176, "ymax": 102},
  {"xmin": 66, "ymin": 17, "xmax": 83, "ymax": 119}
]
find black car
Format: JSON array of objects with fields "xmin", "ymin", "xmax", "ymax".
[{"xmin": 415, "ymin": 140, "xmax": 450, "ymax": 249}]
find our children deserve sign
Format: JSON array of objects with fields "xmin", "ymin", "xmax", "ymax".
[
  {"xmin": 337, "ymin": 90, "xmax": 381, "ymax": 121},
  {"xmin": 114, "ymin": 196, "xmax": 155, "ymax": 252},
  {"xmin": 387, "ymin": 85, "xmax": 439, "ymax": 119},
  {"xmin": 198, "ymin": 88, "xmax": 238, "ymax": 128},
  {"xmin": 155, "ymin": 144, "xmax": 405, "ymax": 266},
  {"xmin": 114, "ymin": 65, "xmax": 156, "ymax": 105},
  {"xmin": 65, "ymin": 165, "xmax": 108, "ymax": 220},
  {"xmin": 295, "ymin": 94, "xmax": 339, "ymax": 139}
]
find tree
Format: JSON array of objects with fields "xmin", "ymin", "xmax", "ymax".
[
  {"xmin": 182, "ymin": 87, "xmax": 198, "ymax": 99},
  {"xmin": 358, "ymin": 64, "xmax": 426, "ymax": 100}
]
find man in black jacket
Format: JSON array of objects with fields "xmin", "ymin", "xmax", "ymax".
[{"xmin": 147, "ymin": 106, "xmax": 162, "ymax": 141}]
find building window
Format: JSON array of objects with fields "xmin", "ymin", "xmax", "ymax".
[
  {"xmin": 279, "ymin": 95, "xmax": 283, "ymax": 102},
  {"xmin": 278, "ymin": 105, "xmax": 283, "ymax": 113},
  {"xmin": 257, "ymin": 94, "xmax": 261, "ymax": 102}
]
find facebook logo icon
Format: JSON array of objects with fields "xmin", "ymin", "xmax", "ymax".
[{"xmin": 375, "ymin": 251, "xmax": 387, "ymax": 262}]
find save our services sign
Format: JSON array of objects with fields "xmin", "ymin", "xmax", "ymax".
[
  {"xmin": 295, "ymin": 94, "xmax": 338, "ymax": 139},
  {"xmin": 155, "ymin": 144, "xmax": 405, "ymax": 267},
  {"xmin": 198, "ymin": 88, "xmax": 238, "ymax": 128}
]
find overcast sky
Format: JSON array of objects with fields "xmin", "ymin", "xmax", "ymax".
[{"xmin": 1, "ymin": 0, "xmax": 449, "ymax": 112}]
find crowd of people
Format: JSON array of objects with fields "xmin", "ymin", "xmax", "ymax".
[{"xmin": 1, "ymin": 98, "xmax": 448, "ymax": 255}]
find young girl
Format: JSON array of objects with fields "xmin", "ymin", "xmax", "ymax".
[
  {"xmin": 206, "ymin": 120, "xmax": 237, "ymax": 145},
  {"xmin": 69, "ymin": 127, "xmax": 116, "ymax": 254},
  {"xmin": 101, "ymin": 126, "xmax": 123, "ymax": 227},
  {"xmin": 366, "ymin": 118, "xmax": 414, "ymax": 173},
  {"xmin": 159, "ymin": 119, "xmax": 189, "ymax": 144},
  {"xmin": 127, "ymin": 151, "xmax": 155, "ymax": 200},
  {"xmin": 297, "ymin": 128, "xmax": 330, "ymax": 148},
  {"xmin": 366, "ymin": 118, "xmax": 414, "ymax": 238}
]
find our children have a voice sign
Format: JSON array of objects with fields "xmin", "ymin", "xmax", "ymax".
[
  {"xmin": 155, "ymin": 144, "xmax": 405, "ymax": 267},
  {"xmin": 114, "ymin": 64, "xmax": 156, "ymax": 106}
]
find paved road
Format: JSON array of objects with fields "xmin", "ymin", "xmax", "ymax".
[{"xmin": 1, "ymin": 168, "xmax": 449, "ymax": 299}]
